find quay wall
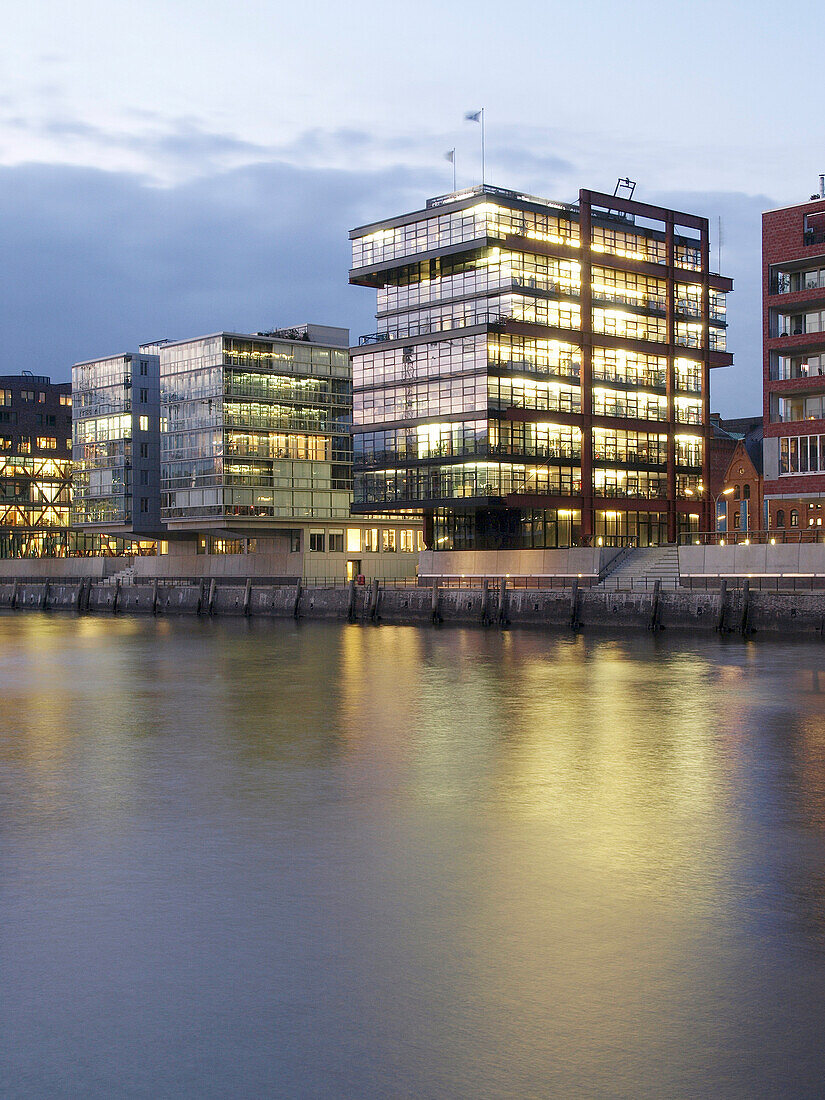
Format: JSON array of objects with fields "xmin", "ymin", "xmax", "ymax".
[{"xmin": 2, "ymin": 579, "xmax": 825, "ymax": 638}]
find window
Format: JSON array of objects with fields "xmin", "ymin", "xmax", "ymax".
[
  {"xmin": 401, "ymin": 529, "xmax": 415, "ymax": 552},
  {"xmin": 328, "ymin": 530, "xmax": 344, "ymax": 553},
  {"xmin": 140, "ymin": 388, "xmax": 148, "ymax": 403},
  {"xmin": 364, "ymin": 528, "xmax": 379, "ymax": 552},
  {"xmin": 417, "ymin": 531, "xmax": 426, "ymax": 551},
  {"xmin": 309, "ymin": 529, "xmax": 325, "ymax": 552},
  {"xmin": 382, "ymin": 529, "xmax": 397, "ymax": 552},
  {"xmin": 21, "ymin": 391, "xmax": 34, "ymax": 402},
  {"xmin": 346, "ymin": 528, "xmax": 361, "ymax": 553},
  {"xmin": 66, "ymin": 438, "xmax": 72, "ymax": 451},
  {"xmin": 139, "ymin": 415, "xmax": 149, "ymax": 431},
  {"xmin": 0, "ymin": 389, "xmax": 11, "ymax": 406},
  {"xmin": 733, "ymin": 511, "xmax": 740, "ymax": 529},
  {"xmin": 140, "ymin": 497, "xmax": 149, "ymax": 513},
  {"xmin": 140, "ymin": 443, "xmax": 149, "ymax": 458},
  {"xmin": 36, "ymin": 437, "xmax": 56, "ymax": 450},
  {"xmin": 290, "ymin": 531, "xmax": 301, "ymax": 553},
  {"xmin": 38, "ymin": 392, "xmax": 45, "ymax": 403},
  {"xmin": 734, "ymin": 485, "xmax": 740, "ymax": 499},
  {"xmin": 59, "ymin": 394, "xmax": 72, "ymax": 406},
  {"xmin": 139, "ymin": 470, "xmax": 148, "ymax": 485},
  {"xmin": 790, "ymin": 509, "xmax": 799, "ymax": 527},
  {"xmin": 776, "ymin": 509, "xmax": 786, "ymax": 528},
  {"xmin": 0, "ymin": 435, "xmax": 11, "ymax": 451},
  {"xmin": 743, "ymin": 484, "xmax": 750, "ymax": 500},
  {"xmin": 140, "ymin": 360, "xmax": 148, "ymax": 376}
]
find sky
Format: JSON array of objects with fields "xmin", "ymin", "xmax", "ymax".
[{"xmin": 0, "ymin": 0, "xmax": 822, "ymax": 413}]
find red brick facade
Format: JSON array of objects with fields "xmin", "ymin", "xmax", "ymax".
[{"xmin": 763, "ymin": 199, "xmax": 825, "ymax": 512}]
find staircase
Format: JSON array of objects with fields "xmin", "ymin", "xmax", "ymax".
[
  {"xmin": 102, "ymin": 565, "xmax": 136, "ymax": 588},
  {"xmin": 599, "ymin": 545, "xmax": 681, "ymax": 590}
]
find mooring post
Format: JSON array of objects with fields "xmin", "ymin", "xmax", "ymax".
[
  {"xmin": 112, "ymin": 577, "xmax": 121, "ymax": 614},
  {"xmin": 649, "ymin": 578, "xmax": 661, "ymax": 632},
  {"xmin": 197, "ymin": 580, "xmax": 205, "ymax": 616},
  {"xmin": 11, "ymin": 579, "xmax": 19, "ymax": 610},
  {"xmin": 292, "ymin": 580, "xmax": 303, "ymax": 619},
  {"xmin": 74, "ymin": 580, "xmax": 84, "ymax": 612},
  {"xmin": 243, "ymin": 578, "xmax": 252, "ymax": 616},
  {"xmin": 498, "ymin": 576, "xmax": 509, "ymax": 627},
  {"xmin": 716, "ymin": 578, "xmax": 728, "ymax": 633},
  {"xmin": 569, "ymin": 578, "xmax": 580, "ymax": 630},
  {"xmin": 207, "ymin": 578, "xmax": 216, "ymax": 615},
  {"xmin": 368, "ymin": 578, "xmax": 380, "ymax": 621},
  {"xmin": 480, "ymin": 578, "xmax": 490, "ymax": 625},
  {"xmin": 42, "ymin": 580, "xmax": 50, "ymax": 610},
  {"xmin": 740, "ymin": 578, "xmax": 751, "ymax": 637},
  {"xmin": 431, "ymin": 578, "xmax": 441, "ymax": 625},
  {"xmin": 347, "ymin": 578, "xmax": 356, "ymax": 622},
  {"xmin": 152, "ymin": 579, "xmax": 160, "ymax": 616}
]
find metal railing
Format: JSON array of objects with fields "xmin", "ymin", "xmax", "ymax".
[{"xmin": 680, "ymin": 530, "xmax": 825, "ymax": 546}]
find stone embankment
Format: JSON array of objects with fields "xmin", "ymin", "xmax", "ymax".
[{"xmin": 2, "ymin": 577, "xmax": 825, "ymax": 638}]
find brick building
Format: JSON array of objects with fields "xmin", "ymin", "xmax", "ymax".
[{"xmin": 763, "ymin": 189, "xmax": 825, "ymax": 536}]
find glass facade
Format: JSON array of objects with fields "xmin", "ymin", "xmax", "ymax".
[
  {"xmin": 72, "ymin": 352, "xmax": 162, "ymax": 533},
  {"xmin": 159, "ymin": 334, "xmax": 352, "ymax": 524},
  {"xmin": 350, "ymin": 184, "xmax": 732, "ymax": 548}
]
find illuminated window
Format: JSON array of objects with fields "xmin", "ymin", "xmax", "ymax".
[
  {"xmin": 139, "ymin": 415, "xmax": 149, "ymax": 431},
  {"xmin": 19, "ymin": 437, "xmax": 31, "ymax": 453},
  {"xmin": 36, "ymin": 437, "xmax": 57, "ymax": 450},
  {"xmin": 38, "ymin": 392, "xmax": 46, "ymax": 403},
  {"xmin": 790, "ymin": 509, "xmax": 800, "ymax": 527},
  {"xmin": 0, "ymin": 390, "xmax": 11, "ymax": 406},
  {"xmin": 59, "ymin": 394, "xmax": 72, "ymax": 406},
  {"xmin": 346, "ymin": 528, "xmax": 361, "ymax": 553},
  {"xmin": 21, "ymin": 391, "xmax": 34, "ymax": 402},
  {"xmin": 382, "ymin": 529, "xmax": 397, "ymax": 552},
  {"xmin": 400, "ymin": 529, "xmax": 414, "ymax": 552},
  {"xmin": 417, "ymin": 531, "xmax": 426, "ymax": 552}
]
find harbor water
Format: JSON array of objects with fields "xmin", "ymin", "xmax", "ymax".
[{"xmin": 2, "ymin": 614, "xmax": 825, "ymax": 1097}]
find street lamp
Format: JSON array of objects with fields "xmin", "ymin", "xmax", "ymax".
[{"xmin": 715, "ymin": 486, "xmax": 735, "ymax": 535}]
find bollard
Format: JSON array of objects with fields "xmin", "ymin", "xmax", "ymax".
[
  {"xmin": 292, "ymin": 580, "xmax": 302, "ymax": 619},
  {"xmin": 716, "ymin": 578, "xmax": 728, "ymax": 633},
  {"xmin": 152, "ymin": 579, "xmax": 160, "ymax": 616},
  {"xmin": 431, "ymin": 578, "xmax": 441, "ymax": 625},
  {"xmin": 11, "ymin": 579, "xmax": 19, "ymax": 610},
  {"xmin": 480, "ymin": 578, "xmax": 490, "ymax": 625},
  {"xmin": 112, "ymin": 578, "xmax": 121, "ymax": 614},
  {"xmin": 207, "ymin": 578, "xmax": 216, "ymax": 616},
  {"xmin": 740, "ymin": 578, "xmax": 751, "ymax": 637},
  {"xmin": 74, "ymin": 580, "xmax": 84, "ymax": 612},
  {"xmin": 649, "ymin": 579, "xmax": 661, "ymax": 631},
  {"xmin": 243, "ymin": 578, "xmax": 252, "ymax": 617},
  {"xmin": 569, "ymin": 578, "xmax": 581, "ymax": 630},
  {"xmin": 368, "ymin": 578, "xmax": 380, "ymax": 621},
  {"xmin": 197, "ymin": 581, "xmax": 205, "ymax": 616},
  {"xmin": 498, "ymin": 576, "xmax": 509, "ymax": 627},
  {"xmin": 42, "ymin": 580, "xmax": 50, "ymax": 610},
  {"xmin": 347, "ymin": 578, "xmax": 356, "ymax": 623}
]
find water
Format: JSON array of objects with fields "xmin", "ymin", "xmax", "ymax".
[{"xmin": 2, "ymin": 615, "xmax": 825, "ymax": 1098}]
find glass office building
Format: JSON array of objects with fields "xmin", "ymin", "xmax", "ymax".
[
  {"xmin": 72, "ymin": 351, "xmax": 163, "ymax": 536},
  {"xmin": 0, "ymin": 374, "xmax": 74, "ymax": 557},
  {"xmin": 157, "ymin": 327, "xmax": 353, "ymax": 530},
  {"xmin": 350, "ymin": 184, "xmax": 733, "ymax": 548}
]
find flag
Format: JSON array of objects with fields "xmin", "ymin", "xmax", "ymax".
[
  {"xmin": 465, "ymin": 111, "xmax": 481, "ymax": 122},
  {"xmin": 445, "ymin": 149, "xmax": 455, "ymax": 163}
]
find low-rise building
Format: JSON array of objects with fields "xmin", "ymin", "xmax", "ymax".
[{"xmin": 0, "ymin": 374, "xmax": 74, "ymax": 557}]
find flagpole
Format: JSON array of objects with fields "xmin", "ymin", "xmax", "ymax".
[
  {"xmin": 481, "ymin": 108, "xmax": 485, "ymax": 185},
  {"xmin": 453, "ymin": 152, "xmax": 456, "ymax": 191}
]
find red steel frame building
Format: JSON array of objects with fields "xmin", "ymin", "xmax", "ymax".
[{"xmin": 351, "ymin": 185, "xmax": 733, "ymax": 548}]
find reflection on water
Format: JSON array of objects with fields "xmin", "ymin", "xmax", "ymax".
[{"xmin": 2, "ymin": 615, "xmax": 825, "ymax": 1097}]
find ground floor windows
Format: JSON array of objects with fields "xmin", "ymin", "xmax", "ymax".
[{"xmin": 432, "ymin": 507, "xmax": 581, "ymax": 551}]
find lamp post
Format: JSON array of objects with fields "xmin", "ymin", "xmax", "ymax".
[{"xmin": 715, "ymin": 486, "xmax": 735, "ymax": 538}]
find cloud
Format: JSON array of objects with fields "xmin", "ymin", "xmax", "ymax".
[{"xmin": 0, "ymin": 157, "xmax": 771, "ymax": 417}]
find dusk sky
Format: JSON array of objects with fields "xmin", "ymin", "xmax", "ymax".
[{"xmin": 1, "ymin": 0, "xmax": 821, "ymax": 413}]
